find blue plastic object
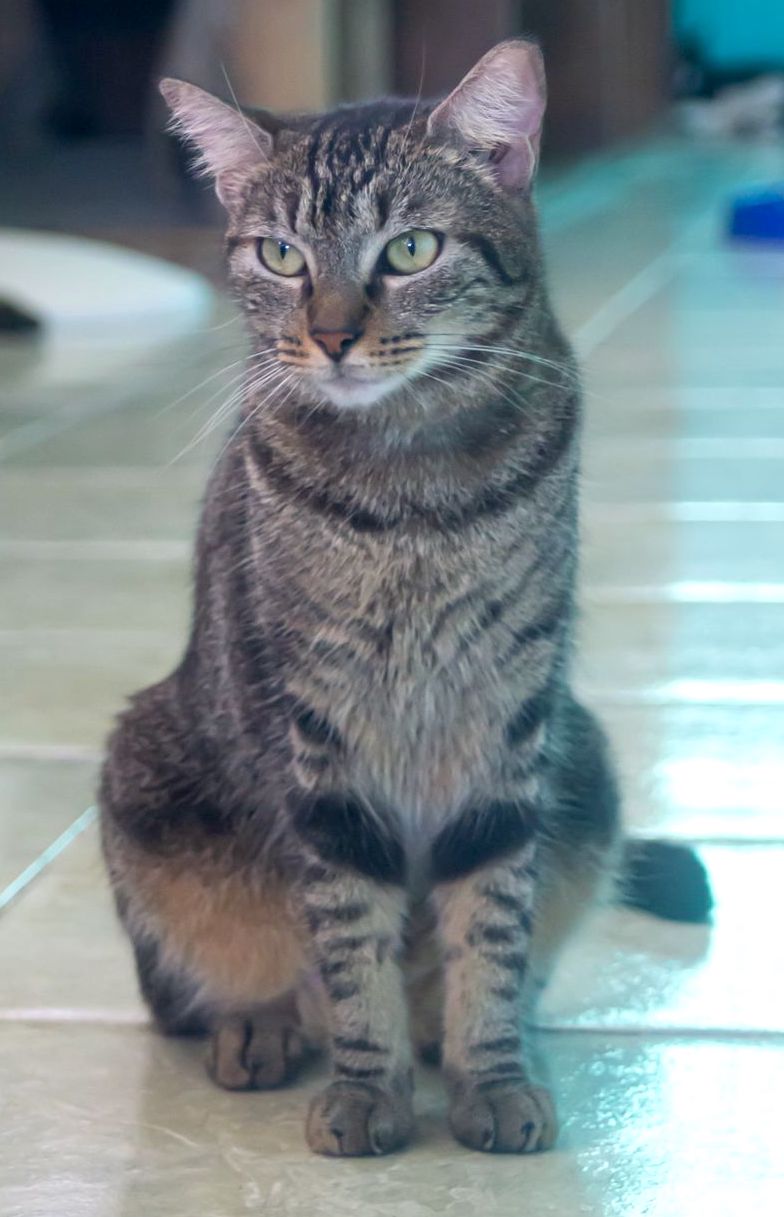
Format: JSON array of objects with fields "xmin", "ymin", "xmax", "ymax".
[{"xmin": 728, "ymin": 185, "xmax": 784, "ymax": 241}]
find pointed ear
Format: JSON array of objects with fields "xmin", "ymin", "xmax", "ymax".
[
  {"xmin": 159, "ymin": 78, "xmax": 273, "ymax": 210},
  {"xmin": 427, "ymin": 40, "xmax": 546, "ymax": 191}
]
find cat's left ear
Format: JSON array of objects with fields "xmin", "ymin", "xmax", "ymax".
[
  {"xmin": 427, "ymin": 40, "xmax": 546, "ymax": 191},
  {"xmin": 160, "ymin": 78, "xmax": 272, "ymax": 210}
]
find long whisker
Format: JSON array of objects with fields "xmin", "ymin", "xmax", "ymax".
[
  {"xmin": 219, "ymin": 61, "xmax": 269, "ymax": 160},
  {"xmin": 167, "ymin": 361, "xmax": 287, "ymax": 464},
  {"xmin": 193, "ymin": 311, "xmax": 244, "ymax": 335},
  {"xmin": 426, "ymin": 351, "xmax": 575, "ymax": 397},
  {"xmin": 169, "ymin": 358, "xmax": 282, "ymax": 450},
  {"xmin": 216, "ymin": 368, "xmax": 296, "ymax": 462},
  {"xmin": 399, "ymin": 48, "xmax": 428, "ymax": 166},
  {"xmin": 418, "ymin": 364, "xmax": 528, "ymax": 422},
  {"xmin": 172, "ymin": 358, "xmax": 273, "ymax": 433},
  {"xmin": 425, "ymin": 337, "xmax": 580, "ymax": 380},
  {"xmin": 428, "ymin": 348, "xmax": 605, "ymax": 403},
  {"xmin": 153, "ymin": 347, "xmax": 277, "ymax": 421}
]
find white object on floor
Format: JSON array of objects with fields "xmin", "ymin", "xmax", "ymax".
[
  {"xmin": 0, "ymin": 228, "xmax": 217, "ymax": 390},
  {"xmin": 0, "ymin": 228, "xmax": 213, "ymax": 343}
]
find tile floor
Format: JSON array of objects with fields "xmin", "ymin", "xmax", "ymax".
[{"xmin": 2, "ymin": 134, "xmax": 784, "ymax": 1215}]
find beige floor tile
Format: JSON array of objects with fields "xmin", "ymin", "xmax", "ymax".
[
  {"xmin": 582, "ymin": 446, "xmax": 784, "ymax": 502},
  {"xmin": 577, "ymin": 600, "xmax": 784, "ymax": 696},
  {"xmin": 581, "ymin": 518, "xmax": 784, "ymax": 587},
  {"xmin": 5, "ymin": 376, "xmax": 237, "ymax": 470},
  {"xmin": 0, "ymin": 406, "xmax": 53, "ymax": 440},
  {"xmin": 0, "ymin": 828, "xmax": 144, "ymax": 1015},
  {"xmin": 0, "ymin": 469, "xmax": 203, "ymax": 543},
  {"xmin": 541, "ymin": 844, "xmax": 784, "ymax": 1034},
  {"xmin": 1, "ymin": 1022, "xmax": 781, "ymax": 1217},
  {"xmin": 583, "ymin": 385, "xmax": 784, "ymax": 442},
  {"xmin": 544, "ymin": 140, "xmax": 775, "ymax": 335},
  {"xmin": 598, "ymin": 702, "xmax": 784, "ymax": 839},
  {"xmin": 6, "ymin": 404, "xmax": 226, "ymax": 471},
  {"xmin": 0, "ymin": 557, "xmax": 191, "ymax": 633},
  {"xmin": 0, "ymin": 633, "xmax": 179, "ymax": 748},
  {"xmin": 610, "ymin": 268, "xmax": 784, "ymax": 339},
  {"xmin": 585, "ymin": 341, "xmax": 784, "ymax": 387},
  {"xmin": 0, "ymin": 759, "xmax": 97, "ymax": 894}
]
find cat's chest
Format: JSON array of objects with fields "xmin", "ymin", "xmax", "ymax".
[{"xmin": 287, "ymin": 537, "xmax": 532, "ymax": 821}]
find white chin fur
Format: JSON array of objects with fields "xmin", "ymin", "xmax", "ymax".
[{"xmin": 317, "ymin": 373, "xmax": 406, "ymax": 409}]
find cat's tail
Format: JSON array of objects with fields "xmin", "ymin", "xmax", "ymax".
[{"xmin": 618, "ymin": 839, "xmax": 713, "ymax": 924}]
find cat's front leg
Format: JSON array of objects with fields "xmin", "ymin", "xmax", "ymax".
[
  {"xmin": 432, "ymin": 806, "xmax": 557, "ymax": 1154},
  {"xmin": 292, "ymin": 793, "xmax": 414, "ymax": 1157}
]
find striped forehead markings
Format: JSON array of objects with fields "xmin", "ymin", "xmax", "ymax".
[{"xmin": 305, "ymin": 120, "xmax": 393, "ymax": 227}]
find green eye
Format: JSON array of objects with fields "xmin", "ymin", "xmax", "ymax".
[
  {"xmin": 258, "ymin": 238, "xmax": 306, "ymax": 277},
  {"xmin": 383, "ymin": 229, "xmax": 440, "ymax": 275}
]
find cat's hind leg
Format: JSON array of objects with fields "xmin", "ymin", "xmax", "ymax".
[
  {"xmin": 101, "ymin": 681, "xmax": 311, "ymax": 1084},
  {"xmin": 528, "ymin": 693, "xmax": 622, "ymax": 1001},
  {"xmin": 134, "ymin": 923, "xmax": 313, "ymax": 1089},
  {"xmin": 130, "ymin": 930, "xmax": 212, "ymax": 1037}
]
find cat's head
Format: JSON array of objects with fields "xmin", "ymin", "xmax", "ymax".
[{"xmin": 162, "ymin": 40, "xmax": 546, "ymax": 411}]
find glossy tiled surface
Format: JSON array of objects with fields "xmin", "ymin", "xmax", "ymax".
[
  {"xmin": 3, "ymin": 1023, "xmax": 783, "ymax": 1217},
  {"xmin": 2, "ymin": 135, "xmax": 784, "ymax": 1213}
]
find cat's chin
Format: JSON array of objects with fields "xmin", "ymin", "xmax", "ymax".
[{"xmin": 317, "ymin": 372, "xmax": 407, "ymax": 410}]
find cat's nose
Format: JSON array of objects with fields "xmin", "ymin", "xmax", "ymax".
[{"xmin": 310, "ymin": 326, "xmax": 363, "ymax": 362}]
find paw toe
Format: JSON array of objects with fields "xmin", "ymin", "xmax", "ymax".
[
  {"xmin": 449, "ymin": 1081, "xmax": 557, "ymax": 1154},
  {"xmin": 306, "ymin": 1081, "xmax": 412, "ymax": 1157},
  {"xmin": 208, "ymin": 1017, "xmax": 305, "ymax": 1091}
]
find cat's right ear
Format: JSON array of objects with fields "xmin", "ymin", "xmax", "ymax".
[
  {"xmin": 159, "ymin": 79, "xmax": 272, "ymax": 210},
  {"xmin": 427, "ymin": 40, "xmax": 546, "ymax": 191}
]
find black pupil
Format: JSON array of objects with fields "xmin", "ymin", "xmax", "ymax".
[
  {"xmin": 406, "ymin": 236, "xmax": 416, "ymax": 257},
  {"xmin": 279, "ymin": 242, "xmax": 289, "ymax": 260}
]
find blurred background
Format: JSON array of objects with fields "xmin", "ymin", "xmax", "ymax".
[
  {"xmin": 1, "ymin": 6, "xmax": 784, "ymax": 1215},
  {"xmin": 1, "ymin": 0, "xmax": 784, "ymax": 277}
]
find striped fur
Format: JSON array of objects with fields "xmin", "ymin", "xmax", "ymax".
[{"xmin": 101, "ymin": 42, "xmax": 620, "ymax": 1157}]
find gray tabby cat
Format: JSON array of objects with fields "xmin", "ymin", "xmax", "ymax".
[{"xmin": 100, "ymin": 40, "xmax": 710, "ymax": 1157}]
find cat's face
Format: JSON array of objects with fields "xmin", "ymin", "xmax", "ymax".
[{"xmin": 162, "ymin": 41, "xmax": 546, "ymax": 411}]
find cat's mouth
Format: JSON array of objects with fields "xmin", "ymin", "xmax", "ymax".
[{"xmin": 316, "ymin": 366, "xmax": 409, "ymax": 409}]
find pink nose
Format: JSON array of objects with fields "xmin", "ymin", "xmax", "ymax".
[{"xmin": 310, "ymin": 327, "xmax": 362, "ymax": 362}]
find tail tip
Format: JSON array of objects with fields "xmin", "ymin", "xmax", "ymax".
[{"xmin": 621, "ymin": 839, "xmax": 713, "ymax": 924}]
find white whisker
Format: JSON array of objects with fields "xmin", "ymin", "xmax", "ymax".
[
  {"xmin": 426, "ymin": 351, "xmax": 574, "ymax": 397},
  {"xmin": 167, "ymin": 360, "xmax": 288, "ymax": 465}
]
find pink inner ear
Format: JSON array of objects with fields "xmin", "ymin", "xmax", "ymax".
[
  {"xmin": 427, "ymin": 40, "xmax": 546, "ymax": 190},
  {"xmin": 493, "ymin": 138, "xmax": 538, "ymax": 190}
]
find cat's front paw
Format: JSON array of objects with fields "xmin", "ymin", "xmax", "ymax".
[
  {"xmin": 306, "ymin": 1080, "xmax": 414, "ymax": 1156},
  {"xmin": 448, "ymin": 1079, "xmax": 557, "ymax": 1154}
]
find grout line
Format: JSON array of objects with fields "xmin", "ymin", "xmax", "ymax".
[
  {"xmin": 586, "ymin": 438, "xmax": 784, "ymax": 459},
  {"xmin": 580, "ymin": 680, "xmax": 784, "ymax": 706},
  {"xmin": 0, "ymin": 628, "xmax": 182, "ymax": 644},
  {"xmin": 573, "ymin": 248, "xmax": 685, "ymax": 358},
  {"xmin": 582, "ymin": 582, "xmax": 784, "ymax": 604},
  {"xmin": 534, "ymin": 1023, "xmax": 784, "ymax": 1041},
  {"xmin": 0, "ymin": 540, "xmax": 191, "ymax": 561},
  {"xmin": 0, "ymin": 466, "xmax": 202, "ymax": 482},
  {"xmin": 0, "ymin": 743, "xmax": 102, "ymax": 762},
  {"xmin": 586, "ymin": 387, "xmax": 784, "ymax": 408},
  {"xmin": 630, "ymin": 835, "xmax": 784, "ymax": 847},
  {"xmin": 0, "ymin": 1008, "xmax": 148, "ymax": 1025},
  {"xmin": 0, "ymin": 806, "xmax": 97, "ymax": 914},
  {"xmin": 584, "ymin": 502, "xmax": 784, "ymax": 522},
  {"xmin": 0, "ymin": 1014, "xmax": 780, "ymax": 1039}
]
